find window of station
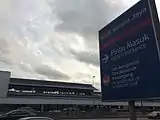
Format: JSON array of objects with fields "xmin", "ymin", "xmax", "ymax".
[
  {"xmin": 8, "ymin": 85, "xmax": 96, "ymax": 97},
  {"xmin": 8, "ymin": 87, "xmax": 36, "ymax": 93}
]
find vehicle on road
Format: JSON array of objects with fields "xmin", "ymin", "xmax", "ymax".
[
  {"xmin": 148, "ymin": 111, "xmax": 160, "ymax": 119},
  {"xmin": 0, "ymin": 109, "xmax": 36, "ymax": 120},
  {"xmin": 18, "ymin": 117, "xmax": 54, "ymax": 120},
  {"xmin": 20, "ymin": 107, "xmax": 40, "ymax": 113}
]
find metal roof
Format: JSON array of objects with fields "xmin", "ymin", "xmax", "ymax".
[{"xmin": 9, "ymin": 78, "xmax": 96, "ymax": 90}]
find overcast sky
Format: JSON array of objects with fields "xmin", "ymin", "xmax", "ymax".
[{"xmin": 0, "ymin": 0, "xmax": 160, "ymax": 90}]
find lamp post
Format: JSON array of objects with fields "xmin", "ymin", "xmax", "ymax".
[{"xmin": 92, "ymin": 76, "xmax": 95, "ymax": 87}]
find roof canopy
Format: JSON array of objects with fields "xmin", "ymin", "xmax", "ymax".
[{"xmin": 10, "ymin": 78, "xmax": 97, "ymax": 90}]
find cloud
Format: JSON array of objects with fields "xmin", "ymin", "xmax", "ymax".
[
  {"xmin": 0, "ymin": 0, "xmax": 154, "ymax": 90},
  {"xmin": 0, "ymin": 38, "xmax": 12, "ymax": 64},
  {"xmin": 70, "ymin": 49, "xmax": 99, "ymax": 67},
  {"xmin": 34, "ymin": 64, "xmax": 70, "ymax": 80},
  {"xmin": 52, "ymin": 0, "xmax": 127, "ymax": 48},
  {"xmin": 0, "ymin": 38, "xmax": 9, "ymax": 54},
  {"xmin": 75, "ymin": 72, "xmax": 91, "ymax": 84}
]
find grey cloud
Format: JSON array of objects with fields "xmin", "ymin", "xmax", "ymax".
[
  {"xmin": 70, "ymin": 49, "xmax": 99, "ymax": 66},
  {"xmin": 0, "ymin": 38, "xmax": 13, "ymax": 65},
  {"xmin": 51, "ymin": 0, "xmax": 126, "ymax": 48},
  {"xmin": 75, "ymin": 72, "xmax": 90, "ymax": 79},
  {"xmin": 0, "ymin": 57, "xmax": 13, "ymax": 65},
  {"xmin": 0, "ymin": 38, "xmax": 9, "ymax": 54},
  {"xmin": 75, "ymin": 72, "xmax": 94, "ymax": 83},
  {"xmin": 18, "ymin": 63, "xmax": 34, "ymax": 73},
  {"xmin": 0, "ymin": 0, "xmax": 132, "ymax": 85},
  {"xmin": 34, "ymin": 64, "xmax": 70, "ymax": 80}
]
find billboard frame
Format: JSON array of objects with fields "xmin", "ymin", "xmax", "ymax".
[{"xmin": 99, "ymin": 0, "xmax": 160, "ymax": 102}]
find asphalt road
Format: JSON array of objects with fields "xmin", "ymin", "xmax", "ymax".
[
  {"xmin": 63, "ymin": 118, "xmax": 148, "ymax": 120},
  {"xmin": 93, "ymin": 118, "xmax": 147, "ymax": 120}
]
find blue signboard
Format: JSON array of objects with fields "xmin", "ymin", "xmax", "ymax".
[{"xmin": 99, "ymin": 0, "xmax": 160, "ymax": 101}]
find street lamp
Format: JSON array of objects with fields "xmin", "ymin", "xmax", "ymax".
[{"xmin": 92, "ymin": 76, "xmax": 95, "ymax": 87}]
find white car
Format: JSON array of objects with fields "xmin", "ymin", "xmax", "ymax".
[
  {"xmin": 20, "ymin": 107, "xmax": 40, "ymax": 113},
  {"xmin": 18, "ymin": 117, "xmax": 54, "ymax": 120},
  {"xmin": 0, "ymin": 109, "xmax": 36, "ymax": 120},
  {"xmin": 148, "ymin": 111, "xmax": 160, "ymax": 119}
]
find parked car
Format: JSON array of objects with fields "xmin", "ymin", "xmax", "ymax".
[
  {"xmin": 20, "ymin": 107, "xmax": 40, "ymax": 113},
  {"xmin": 18, "ymin": 117, "xmax": 54, "ymax": 120},
  {"xmin": 148, "ymin": 111, "xmax": 160, "ymax": 119},
  {"xmin": 0, "ymin": 109, "xmax": 36, "ymax": 120}
]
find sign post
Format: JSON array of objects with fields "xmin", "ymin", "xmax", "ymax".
[
  {"xmin": 99, "ymin": 0, "xmax": 160, "ymax": 119},
  {"xmin": 128, "ymin": 100, "xmax": 136, "ymax": 120}
]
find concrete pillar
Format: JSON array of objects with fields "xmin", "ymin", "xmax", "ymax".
[{"xmin": 40, "ymin": 104, "xmax": 44, "ymax": 112}]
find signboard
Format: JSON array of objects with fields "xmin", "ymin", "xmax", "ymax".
[{"xmin": 99, "ymin": 0, "xmax": 160, "ymax": 101}]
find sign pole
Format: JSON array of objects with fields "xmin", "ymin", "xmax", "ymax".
[{"xmin": 128, "ymin": 100, "xmax": 137, "ymax": 120}]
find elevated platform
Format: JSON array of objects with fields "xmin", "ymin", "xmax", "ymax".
[{"xmin": 0, "ymin": 96, "xmax": 160, "ymax": 107}]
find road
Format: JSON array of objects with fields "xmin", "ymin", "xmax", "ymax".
[
  {"xmin": 63, "ymin": 118, "xmax": 148, "ymax": 120},
  {"xmin": 89, "ymin": 118, "xmax": 148, "ymax": 120}
]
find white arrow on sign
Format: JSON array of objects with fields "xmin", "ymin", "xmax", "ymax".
[{"xmin": 102, "ymin": 54, "xmax": 109, "ymax": 63}]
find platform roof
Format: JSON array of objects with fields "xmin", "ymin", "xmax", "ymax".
[{"xmin": 9, "ymin": 78, "xmax": 96, "ymax": 90}]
